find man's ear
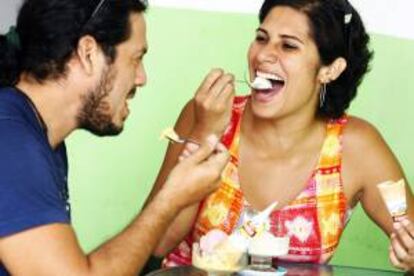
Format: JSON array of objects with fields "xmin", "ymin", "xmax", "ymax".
[
  {"xmin": 318, "ymin": 57, "xmax": 347, "ymax": 84},
  {"xmin": 76, "ymin": 35, "xmax": 101, "ymax": 75}
]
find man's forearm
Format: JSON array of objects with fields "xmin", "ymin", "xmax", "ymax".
[
  {"xmin": 154, "ymin": 203, "xmax": 199, "ymax": 257},
  {"xmin": 87, "ymin": 191, "xmax": 179, "ymax": 276}
]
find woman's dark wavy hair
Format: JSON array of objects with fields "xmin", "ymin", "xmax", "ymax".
[
  {"xmin": 0, "ymin": 0, "xmax": 147, "ymax": 87},
  {"xmin": 259, "ymin": 0, "xmax": 373, "ymax": 118}
]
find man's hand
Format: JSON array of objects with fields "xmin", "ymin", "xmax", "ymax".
[
  {"xmin": 191, "ymin": 69, "xmax": 235, "ymax": 140},
  {"xmin": 389, "ymin": 219, "xmax": 414, "ymax": 272},
  {"xmin": 160, "ymin": 135, "xmax": 229, "ymax": 209}
]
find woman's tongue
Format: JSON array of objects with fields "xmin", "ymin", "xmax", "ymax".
[{"xmin": 254, "ymin": 81, "xmax": 284, "ymax": 103}]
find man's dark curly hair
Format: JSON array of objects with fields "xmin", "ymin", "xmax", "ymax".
[
  {"xmin": 0, "ymin": 0, "xmax": 147, "ymax": 87},
  {"xmin": 259, "ymin": 0, "xmax": 373, "ymax": 118}
]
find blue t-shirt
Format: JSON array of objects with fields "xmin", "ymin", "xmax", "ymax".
[{"xmin": 0, "ymin": 87, "xmax": 70, "ymax": 275}]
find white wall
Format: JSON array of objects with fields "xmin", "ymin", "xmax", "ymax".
[
  {"xmin": 150, "ymin": 0, "xmax": 414, "ymax": 40},
  {"xmin": 2, "ymin": 1, "xmax": 413, "ymax": 40},
  {"xmin": 0, "ymin": 0, "xmax": 21, "ymax": 32}
]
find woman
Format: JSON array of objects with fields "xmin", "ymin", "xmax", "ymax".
[{"xmin": 147, "ymin": 0, "xmax": 414, "ymax": 271}]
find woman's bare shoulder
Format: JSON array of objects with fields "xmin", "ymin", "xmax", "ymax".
[
  {"xmin": 342, "ymin": 115, "xmax": 404, "ymax": 188},
  {"xmin": 343, "ymin": 116, "xmax": 383, "ymax": 144}
]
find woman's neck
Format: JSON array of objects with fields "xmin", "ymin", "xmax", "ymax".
[{"xmin": 241, "ymin": 100, "xmax": 326, "ymax": 157}]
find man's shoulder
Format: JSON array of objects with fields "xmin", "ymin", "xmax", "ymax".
[
  {"xmin": 0, "ymin": 89, "xmax": 69, "ymax": 238},
  {"xmin": 0, "ymin": 113, "xmax": 44, "ymax": 150},
  {"xmin": 0, "ymin": 87, "xmax": 31, "ymax": 122},
  {"xmin": 0, "ymin": 111, "xmax": 49, "ymax": 176},
  {"xmin": 0, "ymin": 87, "xmax": 45, "ymax": 146}
]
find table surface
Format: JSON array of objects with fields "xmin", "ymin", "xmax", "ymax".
[{"xmin": 146, "ymin": 263, "xmax": 404, "ymax": 276}]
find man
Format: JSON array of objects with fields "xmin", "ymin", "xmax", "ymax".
[{"xmin": 0, "ymin": 0, "xmax": 234, "ymax": 275}]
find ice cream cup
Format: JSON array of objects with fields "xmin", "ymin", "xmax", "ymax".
[
  {"xmin": 377, "ymin": 179, "xmax": 407, "ymax": 221},
  {"xmin": 248, "ymin": 234, "xmax": 289, "ymax": 257},
  {"xmin": 246, "ymin": 232, "xmax": 289, "ymax": 273},
  {"xmin": 192, "ymin": 242, "xmax": 247, "ymax": 275}
]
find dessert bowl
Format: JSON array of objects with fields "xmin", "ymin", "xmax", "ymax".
[
  {"xmin": 243, "ymin": 233, "xmax": 290, "ymax": 275},
  {"xmin": 192, "ymin": 242, "xmax": 247, "ymax": 275}
]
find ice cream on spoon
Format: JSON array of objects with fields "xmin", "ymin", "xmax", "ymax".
[
  {"xmin": 248, "ymin": 71, "xmax": 286, "ymax": 91},
  {"xmin": 250, "ymin": 76, "xmax": 273, "ymax": 90}
]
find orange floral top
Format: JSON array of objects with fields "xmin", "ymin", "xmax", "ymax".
[{"xmin": 164, "ymin": 96, "xmax": 351, "ymax": 266}]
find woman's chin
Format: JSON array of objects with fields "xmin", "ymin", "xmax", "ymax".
[{"xmin": 250, "ymin": 95, "xmax": 285, "ymax": 120}]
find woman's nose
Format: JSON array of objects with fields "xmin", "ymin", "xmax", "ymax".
[{"xmin": 257, "ymin": 44, "xmax": 279, "ymax": 64}]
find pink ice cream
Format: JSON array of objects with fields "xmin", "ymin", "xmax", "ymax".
[{"xmin": 199, "ymin": 229, "xmax": 228, "ymax": 254}]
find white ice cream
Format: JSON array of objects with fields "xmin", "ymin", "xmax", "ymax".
[
  {"xmin": 248, "ymin": 232, "xmax": 289, "ymax": 257},
  {"xmin": 250, "ymin": 76, "xmax": 273, "ymax": 90}
]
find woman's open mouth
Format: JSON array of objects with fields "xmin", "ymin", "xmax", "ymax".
[{"xmin": 251, "ymin": 71, "xmax": 285, "ymax": 103}]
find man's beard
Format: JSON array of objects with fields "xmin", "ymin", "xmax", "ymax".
[{"xmin": 77, "ymin": 65, "xmax": 123, "ymax": 136}]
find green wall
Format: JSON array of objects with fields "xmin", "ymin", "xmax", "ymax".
[{"xmin": 68, "ymin": 8, "xmax": 414, "ymax": 271}]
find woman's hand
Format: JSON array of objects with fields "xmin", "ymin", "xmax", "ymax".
[
  {"xmin": 191, "ymin": 68, "xmax": 235, "ymax": 141},
  {"xmin": 389, "ymin": 218, "xmax": 414, "ymax": 271}
]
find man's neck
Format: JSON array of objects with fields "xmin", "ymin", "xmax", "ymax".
[{"xmin": 16, "ymin": 76, "xmax": 82, "ymax": 149}]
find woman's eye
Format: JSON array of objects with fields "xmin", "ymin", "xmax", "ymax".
[{"xmin": 282, "ymin": 43, "xmax": 298, "ymax": 50}]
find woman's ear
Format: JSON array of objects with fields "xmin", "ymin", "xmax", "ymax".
[
  {"xmin": 318, "ymin": 57, "xmax": 347, "ymax": 83},
  {"xmin": 76, "ymin": 35, "xmax": 100, "ymax": 75}
]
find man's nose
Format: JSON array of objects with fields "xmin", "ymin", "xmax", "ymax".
[{"xmin": 135, "ymin": 63, "xmax": 147, "ymax": 87}]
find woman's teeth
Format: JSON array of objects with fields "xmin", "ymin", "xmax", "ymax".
[{"xmin": 256, "ymin": 71, "xmax": 284, "ymax": 82}]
